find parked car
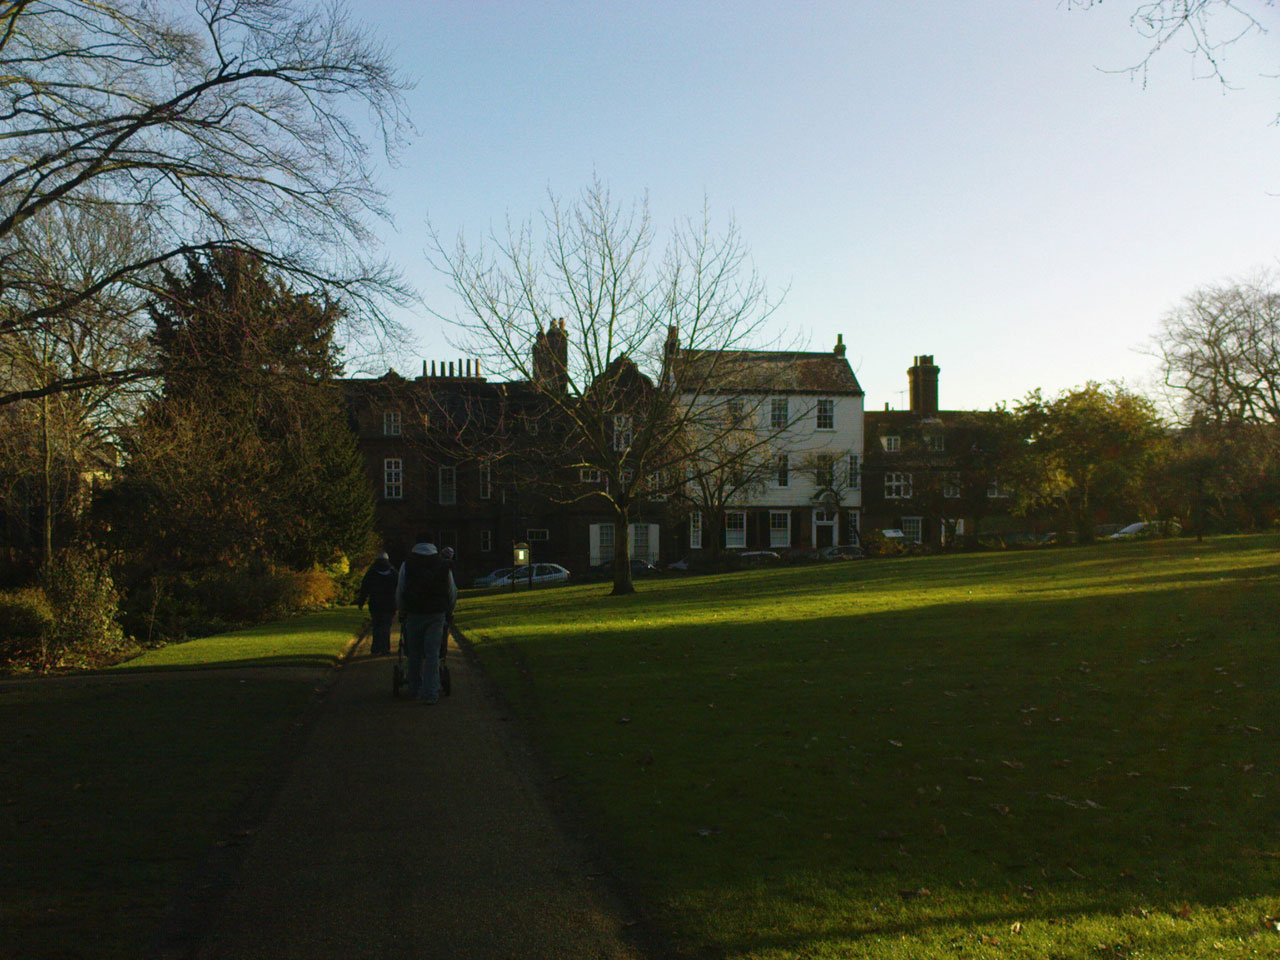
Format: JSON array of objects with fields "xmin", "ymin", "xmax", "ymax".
[
  {"xmin": 591, "ymin": 557, "xmax": 660, "ymax": 578},
  {"xmin": 818, "ymin": 543, "xmax": 864, "ymax": 560},
  {"xmin": 490, "ymin": 563, "xmax": 572, "ymax": 588},
  {"xmin": 732, "ymin": 550, "xmax": 781, "ymax": 567},
  {"xmin": 1109, "ymin": 521, "xmax": 1182, "ymax": 540},
  {"xmin": 472, "ymin": 566, "xmax": 514, "ymax": 588}
]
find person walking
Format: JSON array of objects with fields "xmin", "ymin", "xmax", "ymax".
[
  {"xmin": 356, "ymin": 552, "xmax": 398, "ymax": 656},
  {"xmin": 396, "ymin": 535, "xmax": 457, "ymax": 703}
]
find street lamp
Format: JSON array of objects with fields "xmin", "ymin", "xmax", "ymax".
[{"xmin": 512, "ymin": 541, "xmax": 530, "ymax": 592}]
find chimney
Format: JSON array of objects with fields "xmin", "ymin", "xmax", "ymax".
[
  {"xmin": 908, "ymin": 354, "xmax": 939, "ymax": 416},
  {"xmin": 833, "ymin": 333, "xmax": 846, "ymax": 358},
  {"xmin": 533, "ymin": 319, "xmax": 569, "ymax": 393}
]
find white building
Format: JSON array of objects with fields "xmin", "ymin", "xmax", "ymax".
[{"xmin": 674, "ymin": 335, "xmax": 864, "ymax": 555}]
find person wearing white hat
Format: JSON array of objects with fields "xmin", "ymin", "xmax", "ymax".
[{"xmin": 395, "ymin": 534, "xmax": 457, "ymax": 703}]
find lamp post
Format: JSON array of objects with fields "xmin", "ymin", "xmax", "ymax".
[{"xmin": 512, "ymin": 541, "xmax": 529, "ymax": 593}]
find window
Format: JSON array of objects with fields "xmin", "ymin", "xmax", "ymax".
[
  {"xmin": 588, "ymin": 522, "xmax": 616, "ymax": 567},
  {"xmin": 769, "ymin": 510, "xmax": 791, "ymax": 549},
  {"xmin": 816, "ymin": 398, "xmax": 835, "ymax": 430},
  {"xmin": 383, "ymin": 458, "xmax": 403, "ymax": 500},
  {"xmin": 480, "ymin": 529, "xmax": 493, "ymax": 552},
  {"xmin": 883, "ymin": 435, "xmax": 901, "ymax": 452},
  {"xmin": 727, "ymin": 397, "xmax": 744, "ymax": 420},
  {"xmin": 621, "ymin": 468, "xmax": 634, "ymax": 485},
  {"xmin": 943, "ymin": 472, "xmax": 962, "ymax": 499},
  {"xmin": 885, "ymin": 472, "xmax": 912, "ymax": 499},
  {"xmin": 770, "ymin": 397, "xmax": 789, "ymax": 430},
  {"xmin": 847, "ymin": 453, "xmax": 861, "ymax": 490},
  {"xmin": 902, "ymin": 516, "xmax": 923, "ymax": 544},
  {"xmin": 527, "ymin": 528, "xmax": 549, "ymax": 541},
  {"xmin": 987, "ymin": 477, "xmax": 1010, "ymax": 499},
  {"xmin": 479, "ymin": 461, "xmax": 492, "ymax": 499},
  {"xmin": 689, "ymin": 511, "xmax": 703, "ymax": 550},
  {"xmin": 924, "ymin": 433, "xmax": 945, "ymax": 452},
  {"xmin": 613, "ymin": 414, "xmax": 633, "ymax": 452},
  {"xmin": 382, "ymin": 410, "xmax": 401, "ymax": 436},
  {"xmin": 438, "ymin": 465, "xmax": 456, "ymax": 505},
  {"xmin": 725, "ymin": 510, "xmax": 747, "ymax": 549},
  {"xmin": 580, "ymin": 467, "xmax": 603, "ymax": 483},
  {"xmin": 815, "ymin": 456, "xmax": 834, "ymax": 489},
  {"xmin": 632, "ymin": 523, "xmax": 649, "ymax": 560},
  {"xmin": 775, "ymin": 453, "xmax": 789, "ymax": 487}
]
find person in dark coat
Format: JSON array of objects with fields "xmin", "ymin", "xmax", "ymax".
[
  {"xmin": 356, "ymin": 552, "xmax": 398, "ymax": 656},
  {"xmin": 396, "ymin": 536, "xmax": 457, "ymax": 703}
]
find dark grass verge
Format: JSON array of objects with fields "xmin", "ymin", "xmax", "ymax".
[{"xmin": 0, "ymin": 611, "xmax": 365, "ymax": 960}]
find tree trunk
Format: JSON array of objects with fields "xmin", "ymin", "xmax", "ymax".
[
  {"xmin": 611, "ymin": 503, "xmax": 634, "ymax": 596},
  {"xmin": 40, "ymin": 390, "xmax": 53, "ymax": 565}
]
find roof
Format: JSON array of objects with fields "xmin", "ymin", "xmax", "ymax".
[{"xmin": 676, "ymin": 349, "xmax": 863, "ymax": 395}]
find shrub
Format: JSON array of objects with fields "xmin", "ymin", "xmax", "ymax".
[
  {"xmin": 861, "ymin": 530, "xmax": 905, "ymax": 558},
  {"xmin": 0, "ymin": 587, "xmax": 56, "ymax": 665},
  {"xmin": 40, "ymin": 545, "xmax": 127, "ymax": 668},
  {"xmin": 291, "ymin": 568, "xmax": 340, "ymax": 609}
]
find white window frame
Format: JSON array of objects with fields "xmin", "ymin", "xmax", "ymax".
[
  {"xmin": 769, "ymin": 510, "xmax": 791, "ymax": 549},
  {"xmin": 383, "ymin": 458, "xmax": 403, "ymax": 501},
  {"xmin": 816, "ymin": 398, "xmax": 835, "ymax": 430},
  {"xmin": 479, "ymin": 461, "xmax": 492, "ymax": 499},
  {"xmin": 527, "ymin": 528, "xmax": 549, "ymax": 541},
  {"xmin": 689, "ymin": 511, "xmax": 703, "ymax": 550},
  {"xmin": 847, "ymin": 453, "xmax": 861, "ymax": 490},
  {"xmin": 770, "ymin": 397, "xmax": 789, "ymax": 430},
  {"xmin": 885, "ymin": 472, "xmax": 912, "ymax": 499},
  {"xmin": 613, "ymin": 414, "xmax": 633, "ymax": 452},
  {"xmin": 383, "ymin": 410, "xmax": 401, "ymax": 436},
  {"xmin": 925, "ymin": 433, "xmax": 945, "ymax": 452},
  {"xmin": 480, "ymin": 528, "xmax": 493, "ymax": 552},
  {"xmin": 580, "ymin": 467, "xmax": 603, "ymax": 483},
  {"xmin": 725, "ymin": 510, "xmax": 747, "ymax": 549},
  {"xmin": 438, "ymin": 465, "xmax": 456, "ymax": 505},
  {"xmin": 883, "ymin": 435, "xmax": 901, "ymax": 452},
  {"xmin": 595, "ymin": 522, "xmax": 615, "ymax": 566},
  {"xmin": 775, "ymin": 453, "xmax": 789, "ymax": 487},
  {"xmin": 902, "ymin": 516, "xmax": 924, "ymax": 544},
  {"xmin": 987, "ymin": 477, "xmax": 1010, "ymax": 499}
]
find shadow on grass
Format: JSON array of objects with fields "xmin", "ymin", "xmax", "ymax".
[{"xmin": 111, "ymin": 652, "xmax": 341, "ymax": 673}]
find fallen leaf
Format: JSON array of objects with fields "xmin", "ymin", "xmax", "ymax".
[
  {"xmin": 888, "ymin": 739, "xmax": 903, "ymax": 747},
  {"xmin": 1010, "ymin": 921, "xmax": 1023, "ymax": 934}
]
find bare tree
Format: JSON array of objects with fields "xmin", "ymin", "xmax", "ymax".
[
  {"xmin": 431, "ymin": 179, "xmax": 785, "ymax": 595},
  {"xmin": 0, "ymin": 0, "xmax": 411, "ymax": 408},
  {"xmin": 1156, "ymin": 272, "xmax": 1280, "ymax": 425}
]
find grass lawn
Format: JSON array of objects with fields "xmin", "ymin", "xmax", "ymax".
[
  {"xmin": 461, "ymin": 535, "xmax": 1280, "ymax": 959},
  {"xmin": 0, "ymin": 607, "xmax": 362, "ymax": 960}
]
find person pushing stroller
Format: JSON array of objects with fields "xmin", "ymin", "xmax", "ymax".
[{"xmin": 396, "ymin": 535, "xmax": 456, "ymax": 704}]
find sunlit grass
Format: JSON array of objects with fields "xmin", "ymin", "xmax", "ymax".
[
  {"xmin": 461, "ymin": 535, "xmax": 1280, "ymax": 959},
  {"xmin": 114, "ymin": 607, "xmax": 364, "ymax": 670}
]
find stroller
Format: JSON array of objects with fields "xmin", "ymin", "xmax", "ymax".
[{"xmin": 393, "ymin": 618, "xmax": 452, "ymax": 698}]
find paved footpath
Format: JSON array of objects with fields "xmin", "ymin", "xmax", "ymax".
[{"xmin": 191, "ymin": 632, "xmax": 649, "ymax": 960}]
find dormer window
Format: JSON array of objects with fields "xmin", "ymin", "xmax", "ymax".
[
  {"xmin": 613, "ymin": 414, "xmax": 633, "ymax": 452},
  {"xmin": 883, "ymin": 435, "xmax": 901, "ymax": 452},
  {"xmin": 924, "ymin": 433, "xmax": 945, "ymax": 452},
  {"xmin": 383, "ymin": 410, "xmax": 401, "ymax": 436}
]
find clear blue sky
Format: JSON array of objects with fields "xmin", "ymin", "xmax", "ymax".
[{"xmin": 354, "ymin": 0, "xmax": 1279, "ymax": 412}]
